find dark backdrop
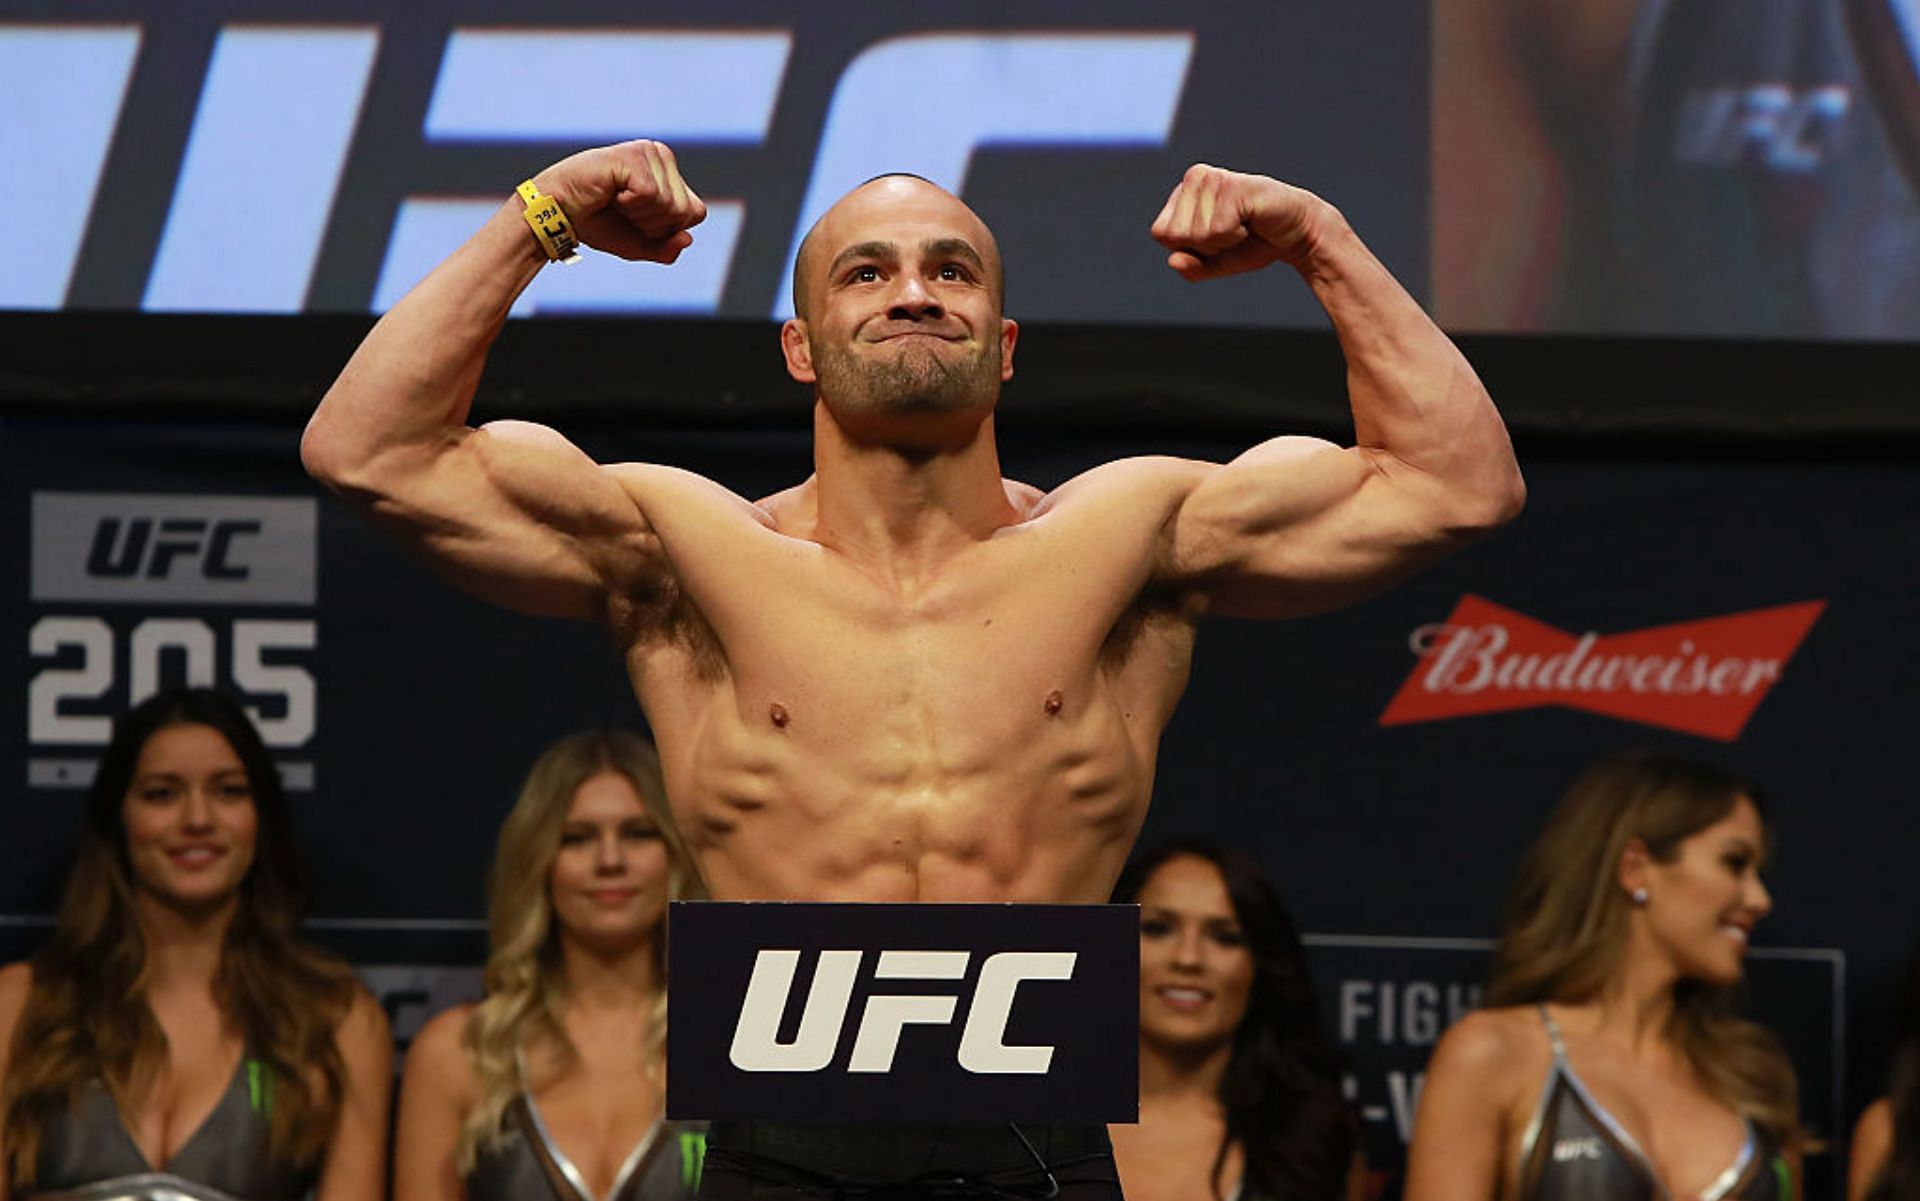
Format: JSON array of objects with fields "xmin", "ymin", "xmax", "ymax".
[{"xmin": 3, "ymin": 315, "xmax": 1917, "ymax": 1200}]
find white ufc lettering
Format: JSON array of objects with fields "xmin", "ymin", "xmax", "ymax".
[
  {"xmin": 6, "ymin": 23, "xmax": 1199, "ymax": 316},
  {"xmin": 728, "ymin": 949, "xmax": 1077, "ymax": 1074},
  {"xmin": 0, "ymin": 25, "xmax": 141, "ymax": 308},
  {"xmin": 375, "ymin": 30, "xmax": 787, "ymax": 316},
  {"xmin": 773, "ymin": 31, "xmax": 1195, "ymax": 318},
  {"xmin": 1673, "ymin": 84, "xmax": 1851, "ymax": 171},
  {"xmin": 144, "ymin": 27, "xmax": 380, "ymax": 313}
]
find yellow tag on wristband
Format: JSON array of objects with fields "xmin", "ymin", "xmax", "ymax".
[{"xmin": 516, "ymin": 179, "xmax": 580, "ymax": 264}]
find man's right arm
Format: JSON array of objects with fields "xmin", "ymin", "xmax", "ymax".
[{"xmin": 300, "ymin": 140, "xmax": 707, "ymax": 621}]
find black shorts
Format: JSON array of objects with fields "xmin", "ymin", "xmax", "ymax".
[{"xmin": 698, "ymin": 1120, "xmax": 1125, "ymax": 1199}]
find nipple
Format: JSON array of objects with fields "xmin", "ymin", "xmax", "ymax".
[
  {"xmin": 769, "ymin": 702, "xmax": 790, "ymax": 729},
  {"xmin": 1043, "ymin": 690, "xmax": 1064, "ymax": 716}
]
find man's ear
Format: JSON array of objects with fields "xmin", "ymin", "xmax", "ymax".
[
  {"xmin": 781, "ymin": 319, "xmax": 816, "ymax": 383},
  {"xmin": 999, "ymin": 318, "xmax": 1019, "ymax": 382}
]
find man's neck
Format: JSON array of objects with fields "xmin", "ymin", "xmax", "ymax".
[{"xmin": 809, "ymin": 403, "xmax": 1019, "ymax": 583}]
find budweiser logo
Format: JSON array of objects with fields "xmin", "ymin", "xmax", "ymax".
[{"xmin": 1380, "ymin": 596, "xmax": 1825, "ymax": 741}]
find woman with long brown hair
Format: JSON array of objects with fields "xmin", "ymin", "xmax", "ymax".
[
  {"xmin": 394, "ymin": 729, "xmax": 706, "ymax": 1201},
  {"xmin": 1405, "ymin": 750, "xmax": 1802, "ymax": 1201},
  {"xmin": 1109, "ymin": 838, "xmax": 1363, "ymax": 1201},
  {"xmin": 1849, "ymin": 946, "xmax": 1920, "ymax": 1201},
  {"xmin": 0, "ymin": 688, "xmax": 391, "ymax": 1200}
]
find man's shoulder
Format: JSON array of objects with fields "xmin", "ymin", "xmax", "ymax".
[
  {"xmin": 603, "ymin": 462, "xmax": 782, "ymax": 533},
  {"xmin": 1029, "ymin": 455, "xmax": 1216, "ymax": 521}
]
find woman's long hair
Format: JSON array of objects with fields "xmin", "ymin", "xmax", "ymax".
[
  {"xmin": 1114, "ymin": 838, "xmax": 1354, "ymax": 1201},
  {"xmin": 1865, "ymin": 949, "xmax": 1920, "ymax": 1201},
  {"xmin": 1485, "ymin": 749, "xmax": 1802, "ymax": 1147},
  {"xmin": 456, "ymin": 730, "xmax": 705, "ymax": 1172},
  {"xmin": 1, "ymin": 688, "xmax": 359, "ymax": 1185}
]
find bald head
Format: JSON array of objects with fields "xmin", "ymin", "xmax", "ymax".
[{"xmin": 790, "ymin": 174, "xmax": 1005, "ymax": 321}]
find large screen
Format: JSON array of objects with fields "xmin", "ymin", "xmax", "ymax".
[
  {"xmin": 0, "ymin": 0, "xmax": 1426, "ymax": 329},
  {"xmin": 6, "ymin": 0, "xmax": 1917, "ymax": 340},
  {"xmin": 1433, "ymin": 0, "xmax": 1920, "ymax": 341}
]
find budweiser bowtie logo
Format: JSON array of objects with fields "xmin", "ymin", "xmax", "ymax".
[{"xmin": 1380, "ymin": 596, "xmax": 1825, "ymax": 741}]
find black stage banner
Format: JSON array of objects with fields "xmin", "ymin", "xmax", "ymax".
[{"xmin": 666, "ymin": 902, "xmax": 1138, "ymax": 1123}]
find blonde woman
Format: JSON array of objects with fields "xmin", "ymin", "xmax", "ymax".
[
  {"xmin": 396, "ymin": 730, "xmax": 706, "ymax": 1201},
  {"xmin": 0, "ymin": 688, "xmax": 391, "ymax": 1201},
  {"xmin": 1406, "ymin": 751, "xmax": 1802, "ymax": 1201}
]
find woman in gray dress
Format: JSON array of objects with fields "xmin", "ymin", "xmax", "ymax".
[
  {"xmin": 0, "ymin": 688, "xmax": 391, "ymax": 1201},
  {"xmin": 1850, "ymin": 947, "xmax": 1920, "ymax": 1201},
  {"xmin": 395, "ymin": 730, "xmax": 706, "ymax": 1201},
  {"xmin": 1405, "ymin": 751, "xmax": 1802, "ymax": 1201}
]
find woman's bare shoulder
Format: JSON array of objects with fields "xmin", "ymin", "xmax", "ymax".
[
  {"xmin": 0, "ymin": 961, "xmax": 35, "ymax": 1074},
  {"xmin": 0, "ymin": 961, "xmax": 32, "ymax": 1027},
  {"xmin": 401, "ymin": 1002, "xmax": 481, "ymax": 1097},
  {"xmin": 408, "ymin": 1003, "xmax": 475, "ymax": 1063},
  {"xmin": 1849, "ymin": 1096, "xmax": 1894, "ymax": 1201},
  {"xmin": 1429, "ymin": 1005, "xmax": 1550, "ymax": 1085}
]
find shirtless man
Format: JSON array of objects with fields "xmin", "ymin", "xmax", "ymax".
[{"xmin": 303, "ymin": 138, "xmax": 1524, "ymax": 1195}]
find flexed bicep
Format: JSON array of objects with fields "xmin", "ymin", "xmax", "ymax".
[
  {"xmin": 330, "ymin": 417, "xmax": 660, "ymax": 623},
  {"xmin": 302, "ymin": 139, "xmax": 708, "ymax": 625},
  {"xmin": 1164, "ymin": 437, "xmax": 1475, "ymax": 619},
  {"xmin": 1147, "ymin": 156, "xmax": 1523, "ymax": 621}
]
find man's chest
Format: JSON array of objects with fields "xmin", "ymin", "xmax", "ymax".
[
  {"xmin": 640, "ymin": 603, "xmax": 1163, "ymax": 756},
  {"xmin": 640, "ymin": 522, "xmax": 1177, "ymax": 677},
  {"xmin": 625, "ymin": 586, "xmax": 1194, "ymax": 805}
]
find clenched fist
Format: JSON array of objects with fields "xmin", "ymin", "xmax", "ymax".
[
  {"xmin": 531, "ymin": 140, "xmax": 707, "ymax": 264},
  {"xmin": 1150, "ymin": 164, "xmax": 1335, "ymax": 281}
]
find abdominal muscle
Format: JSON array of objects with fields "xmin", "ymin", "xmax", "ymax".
[{"xmin": 647, "ymin": 667, "xmax": 1161, "ymax": 905}]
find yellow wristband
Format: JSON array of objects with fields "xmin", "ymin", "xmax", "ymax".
[{"xmin": 517, "ymin": 180, "xmax": 580, "ymax": 264}]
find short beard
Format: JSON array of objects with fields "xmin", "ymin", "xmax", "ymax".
[{"xmin": 811, "ymin": 335, "xmax": 1001, "ymax": 419}]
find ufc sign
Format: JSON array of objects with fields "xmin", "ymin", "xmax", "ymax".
[
  {"xmin": 668, "ymin": 902, "xmax": 1137, "ymax": 1123},
  {"xmin": 2, "ymin": 22, "xmax": 1191, "ymax": 317},
  {"xmin": 33, "ymin": 493, "xmax": 315, "ymax": 605},
  {"xmin": 86, "ymin": 517, "xmax": 260, "ymax": 581},
  {"xmin": 729, "ymin": 949, "xmax": 1077, "ymax": 1074},
  {"xmin": 27, "ymin": 492, "xmax": 321, "ymax": 786}
]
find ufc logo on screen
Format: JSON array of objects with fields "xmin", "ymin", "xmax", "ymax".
[
  {"xmin": 729, "ymin": 949, "xmax": 1076, "ymax": 1075},
  {"xmin": 87, "ymin": 516, "xmax": 261, "ymax": 580},
  {"xmin": 5, "ymin": 22, "xmax": 1191, "ymax": 315}
]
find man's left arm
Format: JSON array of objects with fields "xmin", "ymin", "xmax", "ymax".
[{"xmin": 1154, "ymin": 164, "xmax": 1526, "ymax": 618}]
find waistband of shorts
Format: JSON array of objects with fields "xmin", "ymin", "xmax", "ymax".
[{"xmin": 704, "ymin": 1119, "xmax": 1115, "ymax": 1180}]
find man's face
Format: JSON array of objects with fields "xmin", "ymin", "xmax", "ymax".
[{"xmin": 781, "ymin": 178, "xmax": 1018, "ymax": 441}]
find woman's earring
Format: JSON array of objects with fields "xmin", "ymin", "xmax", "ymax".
[{"xmin": 1631, "ymin": 887, "xmax": 1649, "ymax": 906}]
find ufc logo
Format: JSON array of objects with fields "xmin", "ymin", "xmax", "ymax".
[
  {"xmin": 86, "ymin": 517, "xmax": 260, "ymax": 580},
  {"xmin": 1553, "ymin": 1137, "xmax": 1604, "ymax": 1162},
  {"xmin": 1673, "ymin": 84, "xmax": 1851, "ymax": 171},
  {"xmin": 728, "ymin": 949, "xmax": 1076, "ymax": 1075},
  {"xmin": 7, "ymin": 24, "xmax": 1191, "ymax": 315}
]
